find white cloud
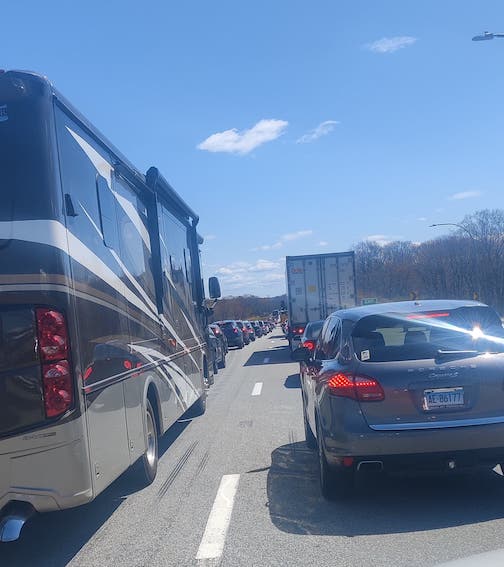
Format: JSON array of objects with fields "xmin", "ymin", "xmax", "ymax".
[
  {"xmin": 253, "ymin": 229, "xmax": 313, "ymax": 251},
  {"xmin": 216, "ymin": 259, "xmax": 281, "ymax": 276},
  {"xmin": 203, "ymin": 234, "xmax": 217, "ymax": 241},
  {"xmin": 296, "ymin": 120, "xmax": 339, "ymax": 144},
  {"xmin": 319, "ymin": 241, "xmax": 329, "ymax": 247},
  {"xmin": 214, "ymin": 259, "xmax": 285, "ymax": 293},
  {"xmin": 197, "ymin": 119, "xmax": 288, "ymax": 155},
  {"xmin": 365, "ymin": 234, "xmax": 396, "ymax": 246},
  {"xmin": 449, "ymin": 190, "xmax": 482, "ymax": 200},
  {"xmin": 248, "ymin": 259, "xmax": 280, "ymax": 272},
  {"xmin": 417, "ymin": 217, "xmax": 427, "ymax": 222},
  {"xmin": 281, "ymin": 229, "xmax": 313, "ymax": 241},
  {"xmin": 365, "ymin": 36, "xmax": 417, "ymax": 54},
  {"xmin": 216, "ymin": 267, "xmax": 234, "ymax": 275}
]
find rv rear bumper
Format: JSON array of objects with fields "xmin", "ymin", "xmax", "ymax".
[{"xmin": 0, "ymin": 420, "xmax": 93, "ymax": 518}]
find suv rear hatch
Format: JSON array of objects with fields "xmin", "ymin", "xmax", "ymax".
[{"xmin": 351, "ymin": 307, "xmax": 504, "ymax": 430}]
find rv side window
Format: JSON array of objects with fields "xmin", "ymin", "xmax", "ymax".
[
  {"xmin": 158, "ymin": 204, "xmax": 195, "ymax": 319},
  {"xmin": 113, "ymin": 176, "xmax": 156, "ymax": 303},
  {"xmin": 184, "ymin": 248, "xmax": 192, "ymax": 285},
  {"xmin": 55, "ymin": 108, "xmax": 107, "ymax": 252},
  {"xmin": 96, "ymin": 176, "xmax": 119, "ymax": 250}
]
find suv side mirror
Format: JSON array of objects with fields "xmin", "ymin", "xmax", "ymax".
[
  {"xmin": 291, "ymin": 346, "xmax": 312, "ymax": 362},
  {"xmin": 209, "ymin": 277, "xmax": 221, "ymax": 299}
]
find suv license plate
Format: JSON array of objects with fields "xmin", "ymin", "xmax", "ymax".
[{"xmin": 423, "ymin": 387, "xmax": 465, "ymax": 410}]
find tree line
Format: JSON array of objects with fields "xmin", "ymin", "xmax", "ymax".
[
  {"xmin": 211, "ymin": 294, "xmax": 286, "ymax": 321},
  {"xmin": 355, "ymin": 209, "xmax": 504, "ymax": 313},
  {"xmin": 210, "ymin": 209, "xmax": 504, "ymax": 320}
]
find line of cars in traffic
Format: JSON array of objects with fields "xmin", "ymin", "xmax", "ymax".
[
  {"xmin": 206, "ymin": 319, "xmax": 275, "ymax": 383},
  {"xmin": 291, "ymin": 300, "xmax": 504, "ymax": 500}
]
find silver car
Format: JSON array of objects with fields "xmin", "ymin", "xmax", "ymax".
[{"xmin": 294, "ymin": 300, "xmax": 504, "ymax": 500}]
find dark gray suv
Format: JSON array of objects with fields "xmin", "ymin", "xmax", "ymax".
[
  {"xmin": 294, "ymin": 300, "xmax": 504, "ymax": 500},
  {"xmin": 217, "ymin": 320, "xmax": 244, "ymax": 349}
]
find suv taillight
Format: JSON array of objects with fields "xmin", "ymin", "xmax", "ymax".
[
  {"xmin": 293, "ymin": 326, "xmax": 305, "ymax": 335},
  {"xmin": 302, "ymin": 339, "xmax": 316, "ymax": 351},
  {"xmin": 233, "ymin": 328, "xmax": 238, "ymax": 334},
  {"xmin": 36, "ymin": 308, "xmax": 73, "ymax": 418},
  {"xmin": 327, "ymin": 372, "xmax": 384, "ymax": 402}
]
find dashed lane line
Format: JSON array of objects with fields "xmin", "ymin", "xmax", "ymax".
[
  {"xmin": 196, "ymin": 474, "xmax": 240, "ymax": 562},
  {"xmin": 251, "ymin": 382, "xmax": 263, "ymax": 396}
]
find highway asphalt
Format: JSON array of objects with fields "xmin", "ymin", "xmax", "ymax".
[{"xmin": 3, "ymin": 331, "xmax": 504, "ymax": 567}]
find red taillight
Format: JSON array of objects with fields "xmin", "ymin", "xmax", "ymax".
[
  {"xmin": 327, "ymin": 373, "xmax": 355, "ymax": 398},
  {"xmin": 294, "ymin": 326, "xmax": 305, "ymax": 335},
  {"xmin": 42, "ymin": 360, "xmax": 73, "ymax": 418},
  {"xmin": 233, "ymin": 328, "xmax": 238, "ymax": 334},
  {"xmin": 36, "ymin": 308, "xmax": 68, "ymax": 362},
  {"xmin": 36, "ymin": 308, "xmax": 73, "ymax": 418},
  {"xmin": 354, "ymin": 376, "xmax": 385, "ymax": 401},
  {"xmin": 407, "ymin": 312, "xmax": 450, "ymax": 319},
  {"xmin": 327, "ymin": 372, "xmax": 384, "ymax": 402},
  {"xmin": 302, "ymin": 339, "xmax": 316, "ymax": 351}
]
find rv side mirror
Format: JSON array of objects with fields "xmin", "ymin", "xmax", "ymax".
[
  {"xmin": 209, "ymin": 277, "xmax": 221, "ymax": 299},
  {"xmin": 291, "ymin": 346, "xmax": 311, "ymax": 362}
]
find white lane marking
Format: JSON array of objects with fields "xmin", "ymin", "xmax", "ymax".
[
  {"xmin": 196, "ymin": 474, "xmax": 240, "ymax": 561},
  {"xmin": 263, "ymin": 357, "xmax": 270, "ymax": 363},
  {"xmin": 251, "ymin": 382, "xmax": 263, "ymax": 396}
]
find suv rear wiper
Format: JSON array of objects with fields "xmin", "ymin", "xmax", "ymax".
[{"xmin": 435, "ymin": 349, "xmax": 479, "ymax": 359}]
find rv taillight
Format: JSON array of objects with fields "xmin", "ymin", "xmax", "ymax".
[
  {"xmin": 36, "ymin": 308, "xmax": 68, "ymax": 361},
  {"xmin": 36, "ymin": 308, "xmax": 74, "ymax": 418},
  {"xmin": 42, "ymin": 360, "xmax": 73, "ymax": 418}
]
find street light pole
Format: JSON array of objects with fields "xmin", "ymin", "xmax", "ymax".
[
  {"xmin": 472, "ymin": 31, "xmax": 504, "ymax": 41},
  {"xmin": 429, "ymin": 223, "xmax": 476, "ymax": 240}
]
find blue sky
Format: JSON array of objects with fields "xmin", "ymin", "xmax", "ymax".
[{"xmin": 3, "ymin": 1, "xmax": 504, "ymax": 296}]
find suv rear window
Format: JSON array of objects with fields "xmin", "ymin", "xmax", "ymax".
[
  {"xmin": 219, "ymin": 321, "xmax": 235, "ymax": 328},
  {"xmin": 352, "ymin": 307, "xmax": 504, "ymax": 362},
  {"xmin": 305, "ymin": 321, "xmax": 324, "ymax": 339}
]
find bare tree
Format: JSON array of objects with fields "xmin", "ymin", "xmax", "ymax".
[{"xmin": 354, "ymin": 209, "xmax": 504, "ymax": 314}]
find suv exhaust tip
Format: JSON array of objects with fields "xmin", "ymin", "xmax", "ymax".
[
  {"xmin": 0, "ymin": 502, "xmax": 35, "ymax": 542},
  {"xmin": 357, "ymin": 460, "xmax": 384, "ymax": 472}
]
